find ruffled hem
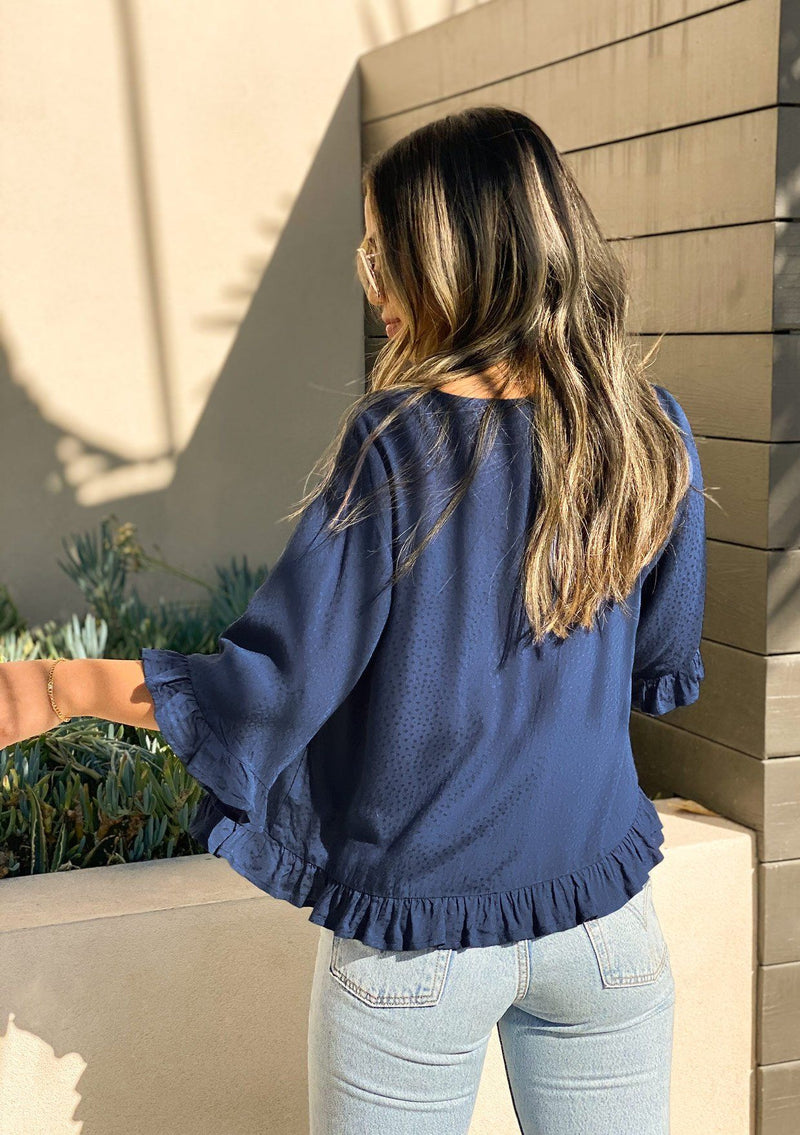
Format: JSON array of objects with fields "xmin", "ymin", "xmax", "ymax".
[
  {"xmin": 632, "ymin": 647, "xmax": 705, "ymax": 716},
  {"xmin": 191, "ymin": 786, "xmax": 667, "ymax": 952},
  {"xmin": 142, "ymin": 647, "xmax": 669, "ymax": 951}
]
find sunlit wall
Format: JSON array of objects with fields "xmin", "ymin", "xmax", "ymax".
[{"xmin": 0, "ymin": 0, "xmax": 491, "ymax": 624}]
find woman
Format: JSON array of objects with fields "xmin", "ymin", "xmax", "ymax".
[{"xmin": 1, "ymin": 106, "xmax": 708, "ymax": 1133}]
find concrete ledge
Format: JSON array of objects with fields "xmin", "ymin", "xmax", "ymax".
[{"xmin": 0, "ymin": 798, "xmax": 755, "ymax": 1134}]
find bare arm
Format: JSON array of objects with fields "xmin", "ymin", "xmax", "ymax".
[
  {"xmin": 55, "ymin": 658, "xmax": 159, "ymax": 729},
  {"xmin": 0, "ymin": 658, "xmax": 159, "ymax": 749}
]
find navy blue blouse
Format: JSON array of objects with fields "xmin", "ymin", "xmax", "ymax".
[{"xmin": 141, "ymin": 382, "xmax": 706, "ymax": 951}]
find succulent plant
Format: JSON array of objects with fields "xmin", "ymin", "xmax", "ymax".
[{"xmin": 0, "ymin": 514, "xmax": 269, "ymax": 876}]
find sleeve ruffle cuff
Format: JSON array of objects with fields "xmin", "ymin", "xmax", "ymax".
[
  {"xmin": 140, "ymin": 647, "xmax": 265, "ymax": 832},
  {"xmin": 632, "ymin": 647, "xmax": 705, "ymax": 716}
]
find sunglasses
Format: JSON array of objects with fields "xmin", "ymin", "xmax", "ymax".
[{"xmin": 356, "ymin": 242, "xmax": 386, "ymax": 302}]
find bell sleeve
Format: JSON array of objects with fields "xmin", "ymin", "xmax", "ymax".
[
  {"xmin": 140, "ymin": 411, "xmax": 394, "ymax": 832},
  {"xmin": 630, "ymin": 386, "xmax": 707, "ymax": 716}
]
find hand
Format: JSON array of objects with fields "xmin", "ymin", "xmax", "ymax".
[{"xmin": 0, "ymin": 660, "xmax": 65, "ymax": 751}]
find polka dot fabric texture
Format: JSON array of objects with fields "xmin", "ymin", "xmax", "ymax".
[{"xmin": 141, "ymin": 383, "xmax": 706, "ymax": 951}]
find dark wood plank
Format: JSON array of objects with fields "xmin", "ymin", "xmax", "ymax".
[
  {"xmin": 757, "ymin": 1056, "xmax": 800, "ymax": 1134},
  {"xmin": 759, "ymin": 960, "xmax": 800, "ymax": 1064},
  {"xmin": 362, "ymin": 0, "xmax": 778, "ymax": 155},
  {"xmin": 361, "ymin": 0, "xmax": 761, "ymax": 124},
  {"xmin": 633, "ymin": 721, "xmax": 800, "ymax": 866}
]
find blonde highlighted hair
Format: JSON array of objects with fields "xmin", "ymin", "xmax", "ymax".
[{"xmin": 286, "ymin": 105, "xmax": 712, "ymax": 644}]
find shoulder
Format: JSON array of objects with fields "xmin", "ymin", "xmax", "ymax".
[
  {"xmin": 348, "ymin": 388, "xmax": 418, "ymax": 438},
  {"xmin": 648, "ymin": 387, "xmax": 705, "ymax": 520},
  {"xmin": 650, "ymin": 384, "xmax": 701, "ymax": 467},
  {"xmin": 337, "ymin": 393, "xmax": 398, "ymax": 479},
  {"xmin": 650, "ymin": 383, "xmax": 691, "ymax": 432},
  {"xmin": 323, "ymin": 391, "xmax": 417, "ymax": 530},
  {"xmin": 340, "ymin": 388, "xmax": 425, "ymax": 475}
]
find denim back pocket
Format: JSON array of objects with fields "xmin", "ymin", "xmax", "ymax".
[
  {"xmin": 582, "ymin": 879, "xmax": 669, "ymax": 988},
  {"xmin": 329, "ymin": 934, "xmax": 455, "ymax": 1007}
]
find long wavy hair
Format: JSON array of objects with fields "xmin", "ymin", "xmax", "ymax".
[{"xmin": 284, "ymin": 105, "xmax": 711, "ymax": 645}]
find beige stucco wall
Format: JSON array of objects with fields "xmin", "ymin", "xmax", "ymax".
[{"xmin": 0, "ymin": 0, "xmax": 492, "ymax": 626}]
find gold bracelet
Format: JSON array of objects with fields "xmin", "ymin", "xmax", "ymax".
[{"xmin": 46, "ymin": 658, "xmax": 72, "ymax": 724}]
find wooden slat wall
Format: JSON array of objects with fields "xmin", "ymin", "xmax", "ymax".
[{"xmin": 358, "ymin": 2, "xmax": 799, "ymax": 1129}]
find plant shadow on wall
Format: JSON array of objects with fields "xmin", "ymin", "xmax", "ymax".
[
  {"xmin": 4, "ymin": 0, "xmax": 497, "ymax": 527},
  {"xmin": 0, "ymin": 514, "xmax": 268, "ymax": 878},
  {"xmin": 3, "ymin": 3, "xmax": 363, "ymax": 522}
]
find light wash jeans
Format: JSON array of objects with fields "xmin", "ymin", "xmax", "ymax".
[{"xmin": 307, "ymin": 877, "xmax": 675, "ymax": 1134}]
